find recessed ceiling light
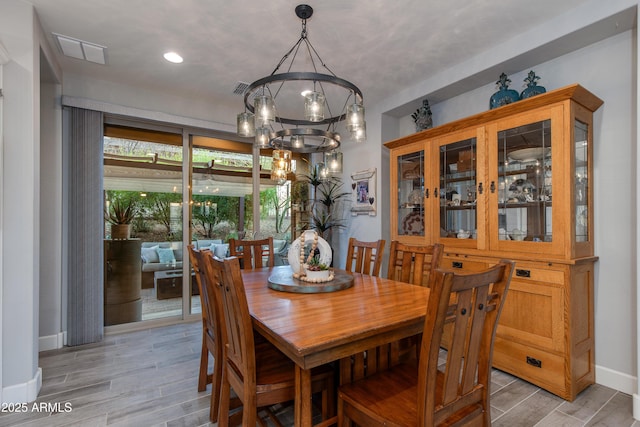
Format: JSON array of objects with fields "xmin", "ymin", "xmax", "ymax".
[{"xmin": 163, "ymin": 52, "xmax": 183, "ymax": 64}]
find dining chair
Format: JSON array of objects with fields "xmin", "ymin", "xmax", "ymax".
[
  {"xmin": 229, "ymin": 237, "xmax": 275, "ymax": 269},
  {"xmin": 203, "ymin": 254, "xmax": 335, "ymax": 427},
  {"xmin": 186, "ymin": 245, "xmax": 223, "ymax": 422},
  {"xmin": 338, "ymin": 260, "xmax": 514, "ymax": 427},
  {"xmin": 340, "ymin": 237, "xmax": 388, "ymax": 385},
  {"xmin": 386, "ymin": 241, "xmax": 444, "ymax": 361},
  {"xmin": 344, "ymin": 237, "xmax": 385, "ymax": 276},
  {"xmin": 387, "ymin": 240, "xmax": 444, "ymax": 287}
]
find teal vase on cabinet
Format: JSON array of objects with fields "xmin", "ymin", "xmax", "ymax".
[
  {"xmin": 520, "ymin": 70, "xmax": 547, "ymax": 99},
  {"xmin": 489, "ymin": 73, "xmax": 520, "ymax": 109}
]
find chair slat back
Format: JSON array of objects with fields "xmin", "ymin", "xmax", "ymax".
[
  {"xmin": 387, "ymin": 241, "xmax": 443, "ymax": 287},
  {"xmin": 344, "ymin": 237, "xmax": 385, "ymax": 276},
  {"xmin": 229, "ymin": 237, "xmax": 274, "ymax": 269},
  {"xmin": 189, "ymin": 246, "xmax": 226, "ymax": 422},
  {"xmin": 417, "ymin": 260, "xmax": 514, "ymax": 426},
  {"xmin": 203, "ymin": 255, "xmax": 257, "ymax": 396},
  {"xmin": 187, "ymin": 246, "xmax": 217, "ymax": 342}
]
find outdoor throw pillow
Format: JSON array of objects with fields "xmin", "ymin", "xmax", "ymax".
[
  {"xmin": 156, "ymin": 247, "xmax": 176, "ymax": 264},
  {"xmin": 214, "ymin": 243, "xmax": 229, "ymax": 259},
  {"xmin": 141, "ymin": 245, "xmax": 160, "ymax": 263},
  {"xmin": 209, "ymin": 243, "xmax": 229, "ymax": 259}
]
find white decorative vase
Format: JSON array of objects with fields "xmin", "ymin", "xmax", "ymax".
[{"xmin": 305, "ymin": 269, "xmax": 330, "ymax": 281}]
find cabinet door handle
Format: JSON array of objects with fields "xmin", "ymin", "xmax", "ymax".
[
  {"xmin": 526, "ymin": 356, "xmax": 542, "ymax": 368},
  {"xmin": 425, "ymin": 188, "xmax": 429, "ymax": 198},
  {"xmin": 434, "ymin": 187, "xmax": 439, "ymax": 198},
  {"xmin": 452, "ymin": 261, "xmax": 463, "ymax": 269},
  {"xmin": 478, "ymin": 182, "xmax": 484, "ymax": 195},
  {"xmin": 490, "ymin": 181, "xmax": 496, "ymax": 193},
  {"xmin": 516, "ymin": 269, "xmax": 531, "ymax": 278}
]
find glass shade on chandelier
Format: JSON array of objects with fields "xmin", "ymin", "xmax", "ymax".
[
  {"xmin": 272, "ymin": 149, "xmax": 292, "ymax": 173},
  {"xmin": 352, "ymin": 121, "xmax": 367, "ymax": 143},
  {"xmin": 315, "ymin": 162, "xmax": 329, "ymax": 181},
  {"xmin": 271, "ymin": 149, "xmax": 291, "ymax": 185},
  {"xmin": 291, "ymin": 134, "xmax": 305, "ymax": 149},
  {"xmin": 304, "ymin": 91, "xmax": 325, "ymax": 122},
  {"xmin": 324, "ymin": 150, "xmax": 343, "ymax": 174},
  {"xmin": 270, "ymin": 167, "xmax": 288, "ymax": 185},
  {"xmin": 254, "ymin": 95, "xmax": 276, "ymax": 126},
  {"xmin": 347, "ymin": 102, "xmax": 366, "ymax": 142},
  {"xmin": 347, "ymin": 103, "xmax": 365, "ymax": 132},
  {"xmin": 237, "ymin": 111, "xmax": 255, "ymax": 137},
  {"xmin": 255, "ymin": 127, "xmax": 271, "ymax": 148},
  {"xmin": 270, "ymin": 149, "xmax": 291, "ymax": 185}
]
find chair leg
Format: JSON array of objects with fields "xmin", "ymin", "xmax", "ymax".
[
  {"xmin": 217, "ymin": 368, "xmax": 231, "ymax": 427},
  {"xmin": 209, "ymin": 348, "xmax": 223, "ymax": 423},
  {"xmin": 323, "ymin": 374, "xmax": 335, "ymax": 420},
  {"xmin": 262, "ymin": 407, "xmax": 285, "ymax": 427},
  {"xmin": 198, "ymin": 330, "xmax": 209, "ymax": 392},
  {"xmin": 243, "ymin": 394, "xmax": 258, "ymax": 427},
  {"xmin": 337, "ymin": 396, "xmax": 352, "ymax": 427}
]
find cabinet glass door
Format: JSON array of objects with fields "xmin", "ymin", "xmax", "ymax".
[
  {"xmin": 439, "ymin": 138, "xmax": 477, "ymax": 240},
  {"xmin": 575, "ymin": 120, "xmax": 589, "ymax": 243},
  {"xmin": 396, "ymin": 150, "xmax": 425, "ymax": 237},
  {"xmin": 497, "ymin": 119, "xmax": 551, "ymax": 242}
]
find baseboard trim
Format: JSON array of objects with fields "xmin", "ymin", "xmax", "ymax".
[
  {"xmin": 1, "ymin": 368, "xmax": 42, "ymax": 404},
  {"xmin": 595, "ymin": 364, "xmax": 636, "ymax": 396},
  {"xmin": 39, "ymin": 332, "xmax": 65, "ymax": 351}
]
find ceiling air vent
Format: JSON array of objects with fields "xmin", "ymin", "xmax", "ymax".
[
  {"xmin": 233, "ymin": 81, "xmax": 250, "ymax": 95},
  {"xmin": 53, "ymin": 33, "xmax": 107, "ymax": 64}
]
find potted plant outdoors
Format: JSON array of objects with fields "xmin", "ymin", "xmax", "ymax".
[{"xmin": 105, "ymin": 199, "xmax": 138, "ymax": 239}]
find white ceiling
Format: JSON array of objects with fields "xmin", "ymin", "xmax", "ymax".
[{"xmin": 29, "ymin": 0, "xmax": 604, "ymax": 118}]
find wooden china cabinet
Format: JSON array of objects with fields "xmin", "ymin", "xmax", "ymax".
[{"xmin": 385, "ymin": 84, "xmax": 603, "ymax": 401}]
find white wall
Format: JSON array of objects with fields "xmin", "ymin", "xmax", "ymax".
[
  {"xmin": 37, "ymin": 7, "xmax": 64, "ymax": 353},
  {"xmin": 0, "ymin": 1, "xmax": 42, "ymax": 402},
  {"xmin": 39, "ymin": 79, "xmax": 63, "ymax": 351}
]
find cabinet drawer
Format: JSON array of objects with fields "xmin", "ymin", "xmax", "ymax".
[
  {"xmin": 493, "ymin": 337, "xmax": 568, "ymax": 399},
  {"xmin": 510, "ymin": 262, "xmax": 564, "ymax": 285},
  {"xmin": 442, "ymin": 256, "xmax": 488, "ymax": 272}
]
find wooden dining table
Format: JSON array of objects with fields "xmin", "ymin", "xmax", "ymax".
[{"xmin": 241, "ymin": 266, "xmax": 431, "ymax": 427}]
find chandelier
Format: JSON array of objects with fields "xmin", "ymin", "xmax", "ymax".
[{"xmin": 236, "ymin": 4, "xmax": 366, "ymax": 183}]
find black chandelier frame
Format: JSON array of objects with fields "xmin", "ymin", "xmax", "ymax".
[{"xmin": 241, "ymin": 4, "xmax": 364, "ymax": 152}]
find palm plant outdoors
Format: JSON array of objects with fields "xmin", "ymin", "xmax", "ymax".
[{"xmin": 105, "ymin": 199, "xmax": 138, "ymax": 225}]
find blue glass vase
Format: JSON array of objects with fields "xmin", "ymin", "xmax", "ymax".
[
  {"xmin": 520, "ymin": 70, "xmax": 546, "ymax": 99},
  {"xmin": 489, "ymin": 73, "xmax": 520, "ymax": 109}
]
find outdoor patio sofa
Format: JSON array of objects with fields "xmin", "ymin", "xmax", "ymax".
[{"xmin": 140, "ymin": 238, "xmax": 288, "ymax": 289}]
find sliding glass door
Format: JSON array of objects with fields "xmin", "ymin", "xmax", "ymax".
[
  {"xmin": 103, "ymin": 129, "xmax": 186, "ymax": 324},
  {"xmin": 102, "ymin": 121, "xmax": 307, "ymax": 327}
]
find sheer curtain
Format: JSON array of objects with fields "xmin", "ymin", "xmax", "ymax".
[{"xmin": 64, "ymin": 106, "xmax": 104, "ymax": 345}]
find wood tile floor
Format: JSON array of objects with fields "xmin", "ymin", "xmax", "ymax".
[{"xmin": 0, "ymin": 321, "xmax": 636, "ymax": 426}]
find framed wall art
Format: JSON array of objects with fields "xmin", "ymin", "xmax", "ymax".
[{"xmin": 350, "ymin": 168, "xmax": 376, "ymax": 216}]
